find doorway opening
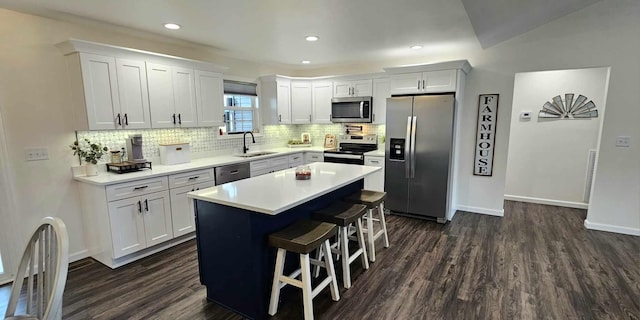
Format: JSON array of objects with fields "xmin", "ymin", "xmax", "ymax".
[
  {"xmin": 504, "ymin": 67, "xmax": 610, "ymax": 209},
  {"xmin": 0, "ymin": 107, "xmax": 16, "ymax": 284}
]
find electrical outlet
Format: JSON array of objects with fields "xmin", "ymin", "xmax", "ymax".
[
  {"xmin": 615, "ymin": 136, "xmax": 631, "ymax": 148},
  {"xmin": 25, "ymin": 147, "xmax": 49, "ymax": 161}
]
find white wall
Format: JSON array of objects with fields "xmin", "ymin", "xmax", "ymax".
[
  {"xmin": 505, "ymin": 68, "xmax": 608, "ymax": 208},
  {"xmin": 296, "ymin": 0, "xmax": 640, "ymax": 234},
  {"xmin": 0, "ymin": 8, "xmax": 294, "ymax": 266}
]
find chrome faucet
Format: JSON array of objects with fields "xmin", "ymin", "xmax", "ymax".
[{"xmin": 243, "ymin": 131, "xmax": 255, "ymax": 154}]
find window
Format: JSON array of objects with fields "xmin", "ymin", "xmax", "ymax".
[
  {"xmin": 224, "ymin": 95, "xmax": 256, "ymax": 133},
  {"xmin": 222, "ymin": 81, "xmax": 259, "ymax": 134}
]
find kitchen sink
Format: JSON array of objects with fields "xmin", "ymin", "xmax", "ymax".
[{"xmin": 233, "ymin": 151, "xmax": 277, "ymax": 158}]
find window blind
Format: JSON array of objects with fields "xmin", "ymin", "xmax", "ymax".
[{"xmin": 223, "ymin": 80, "xmax": 257, "ymax": 96}]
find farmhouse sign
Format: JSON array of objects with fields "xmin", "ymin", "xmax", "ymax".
[{"xmin": 474, "ymin": 94, "xmax": 499, "ymax": 176}]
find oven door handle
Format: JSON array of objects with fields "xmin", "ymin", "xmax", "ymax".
[{"xmin": 324, "ymin": 153, "xmax": 364, "ymax": 160}]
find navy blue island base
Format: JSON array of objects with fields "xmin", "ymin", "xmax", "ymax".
[{"xmin": 194, "ymin": 179, "xmax": 363, "ymax": 319}]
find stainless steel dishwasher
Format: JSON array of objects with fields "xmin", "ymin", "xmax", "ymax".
[{"xmin": 214, "ymin": 162, "xmax": 251, "ymax": 185}]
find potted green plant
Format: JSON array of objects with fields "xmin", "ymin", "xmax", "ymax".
[{"xmin": 70, "ymin": 138, "xmax": 108, "ymax": 176}]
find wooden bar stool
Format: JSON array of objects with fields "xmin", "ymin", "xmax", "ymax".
[
  {"xmin": 345, "ymin": 190, "xmax": 389, "ymax": 262},
  {"xmin": 268, "ymin": 220, "xmax": 340, "ymax": 320},
  {"xmin": 312, "ymin": 202, "xmax": 369, "ymax": 289}
]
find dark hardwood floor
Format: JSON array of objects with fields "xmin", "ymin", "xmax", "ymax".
[{"xmin": 1, "ymin": 201, "xmax": 639, "ymax": 319}]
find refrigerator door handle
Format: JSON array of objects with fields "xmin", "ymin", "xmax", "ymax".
[
  {"xmin": 411, "ymin": 116, "xmax": 417, "ymax": 178},
  {"xmin": 405, "ymin": 116, "xmax": 412, "ymax": 178}
]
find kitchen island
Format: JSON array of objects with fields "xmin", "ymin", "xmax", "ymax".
[{"xmin": 188, "ymin": 162, "xmax": 380, "ymax": 319}]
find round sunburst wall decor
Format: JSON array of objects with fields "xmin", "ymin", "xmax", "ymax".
[{"xmin": 538, "ymin": 94, "xmax": 598, "ymax": 119}]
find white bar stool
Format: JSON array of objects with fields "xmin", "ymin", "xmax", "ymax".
[
  {"xmin": 345, "ymin": 190, "xmax": 389, "ymax": 262},
  {"xmin": 312, "ymin": 202, "xmax": 369, "ymax": 289},
  {"xmin": 268, "ymin": 219, "xmax": 340, "ymax": 320}
]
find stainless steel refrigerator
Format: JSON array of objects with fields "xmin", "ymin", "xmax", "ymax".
[{"xmin": 385, "ymin": 94, "xmax": 455, "ymax": 223}]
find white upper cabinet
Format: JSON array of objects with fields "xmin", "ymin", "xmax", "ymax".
[
  {"xmin": 389, "ymin": 72, "xmax": 423, "ymax": 96},
  {"xmin": 194, "ymin": 70, "xmax": 225, "ymax": 127},
  {"xmin": 147, "ymin": 63, "xmax": 199, "ymax": 128},
  {"xmin": 332, "ymin": 81, "xmax": 352, "ymax": 98},
  {"xmin": 172, "ymin": 67, "xmax": 198, "ymax": 127},
  {"xmin": 333, "ymin": 79, "xmax": 373, "ymax": 97},
  {"xmin": 372, "ymin": 77, "xmax": 390, "ymax": 124},
  {"xmin": 424, "ymin": 70, "xmax": 457, "ymax": 93},
  {"xmin": 79, "ymin": 53, "xmax": 121, "ymax": 130},
  {"xmin": 277, "ymin": 79, "xmax": 292, "ymax": 123},
  {"xmin": 290, "ymin": 80, "xmax": 312, "ymax": 124},
  {"xmin": 352, "ymin": 79, "xmax": 374, "ymax": 96},
  {"xmin": 260, "ymin": 76, "xmax": 292, "ymax": 124},
  {"xmin": 389, "ymin": 70, "xmax": 457, "ymax": 95},
  {"xmin": 312, "ymin": 80, "xmax": 333, "ymax": 124},
  {"xmin": 116, "ymin": 59, "xmax": 151, "ymax": 129},
  {"xmin": 147, "ymin": 63, "xmax": 176, "ymax": 128}
]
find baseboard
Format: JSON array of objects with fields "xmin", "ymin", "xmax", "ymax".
[
  {"xmin": 504, "ymin": 194, "xmax": 588, "ymax": 209},
  {"xmin": 584, "ymin": 220, "xmax": 640, "ymax": 236},
  {"xmin": 69, "ymin": 249, "xmax": 90, "ymax": 263},
  {"xmin": 456, "ymin": 205, "xmax": 504, "ymax": 217}
]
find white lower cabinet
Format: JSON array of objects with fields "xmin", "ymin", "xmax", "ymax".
[
  {"xmin": 107, "ymin": 190, "xmax": 172, "ymax": 259},
  {"xmin": 305, "ymin": 152, "xmax": 324, "ymax": 164},
  {"xmin": 170, "ymin": 181, "xmax": 213, "ymax": 237},
  {"xmin": 79, "ymin": 169, "xmax": 215, "ymax": 268},
  {"xmin": 288, "ymin": 153, "xmax": 304, "ymax": 168},
  {"xmin": 250, "ymin": 156, "xmax": 290, "ymax": 177},
  {"xmin": 364, "ymin": 156, "xmax": 385, "ymax": 192}
]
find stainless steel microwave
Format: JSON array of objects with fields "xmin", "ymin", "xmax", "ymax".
[{"xmin": 330, "ymin": 96, "xmax": 373, "ymax": 123}]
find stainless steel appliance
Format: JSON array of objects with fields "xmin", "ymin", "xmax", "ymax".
[
  {"xmin": 324, "ymin": 134, "xmax": 377, "ymax": 165},
  {"xmin": 215, "ymin": 162, "xmax": 250, "ymax": 185},
  {"xmin": 331, "ymin": 96, "xmax": 373, "ymax": 123},
  {"xmin": 126, "ymin": 134, "xmax": 145, "ymax": 162},
  {"xmin": 385, "ymin": 94, "xmax": 455, "ymax": 223}
]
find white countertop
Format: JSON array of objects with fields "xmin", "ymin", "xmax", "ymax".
[
  {"xmin": 73, "ymin": 146, "xmax": 328, "ymax": 186},
  {"xmin": 187, "ymin": 162, "xmax": 380, "ymax": 215}
]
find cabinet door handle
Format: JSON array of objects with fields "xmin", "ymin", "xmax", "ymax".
[
  {"xmin": 124, "ymin": 113, "xmax": 128, "ymax": 126},
  {"xmin": 116, "ymin": 113, "xmax": 122, "ymax": 126},
  {"xmin": 229, "ymin": 170, "xmax": 239, "ymax": 175},
  {"xmin": 178, "ymin": 113, "xmax": 182, "ymax": 124},
  {"xmin": 133, "ymin": 185, "xmax": 149, "ymax": 190},
  {"xmin": 370, "ymin": 160, "xmax": 379, "ymax": 164},
  {"xmin": 417, "ymin": 80, "xmax": 421, "ymax": 90},
  {"xmin": 309, "ymin": 114, "xmax": 312, "ymax": 122},
  {"xmin": 172, "ymin": 113, "xmax": 176, "ymax": 124},
  {"xmin": 422, "ymin": 80, "xmax": 426, "ymax": 91},
  {"xmin": 222, "ymin": 114, "xmax": 226, "ymax": 123},
  {"xmin": 373, "ymin": 113, "xmax": 375, "ymax": 122},
  {"xmin": 188, "ymin": 176, "xmax": 200, "ymax": 180},
  {"xmin": 144, "ymin": 199, "xmax": 149, "ymax": 212},
  {"xmin": 137, "ymin": 200, "xmax": 142, "ymax": 213},
  {"xmin": 279, "ymin": 114, "xmax": 282, "ymax": 122}
]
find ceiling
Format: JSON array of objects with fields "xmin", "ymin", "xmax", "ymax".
[{"xmin": 0, "ymin": 0, "xmax": 599, "ymax": 68}]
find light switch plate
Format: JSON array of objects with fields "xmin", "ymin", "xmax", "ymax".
[
  {"xmin": 25, "ymin": 147, "xmax": 49, "ymax": 161},
  {"xmin": 615, "ymin": 136, "xmax": 631, "ymax": 148}
]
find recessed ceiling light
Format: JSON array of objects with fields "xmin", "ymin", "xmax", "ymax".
[
  {"xmin": 301, "ymin": 60, "xmax": 311, "ymax": 64},
  {"xmin": 305, "ymin": 36, "xmax": 319, "ymax": 42},
  {"xmin": 410, "ymin": 45, "xmax": 423, "ymax": 50},
  {"xmin": 164, "ymin": 23, "xmax": 181, "ymax": 30}
]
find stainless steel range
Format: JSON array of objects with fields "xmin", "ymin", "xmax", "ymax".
[{"xmin": 324, "ymin": 134, "xmax": 377, "ymax": 165}]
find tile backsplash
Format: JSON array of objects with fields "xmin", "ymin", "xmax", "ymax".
[{"xmin": 77, "ymin": 124, "xmax": 385, "ymax": 163}]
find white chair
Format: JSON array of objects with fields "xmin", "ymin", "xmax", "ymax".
[{"xmin": 4, "ymin": 217, "xmax": 69, "ymax": 320}]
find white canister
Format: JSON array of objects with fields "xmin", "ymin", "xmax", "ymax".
[{"xmin": 159, "ymin": 143, "xmax": 191, "ymax": 165}]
